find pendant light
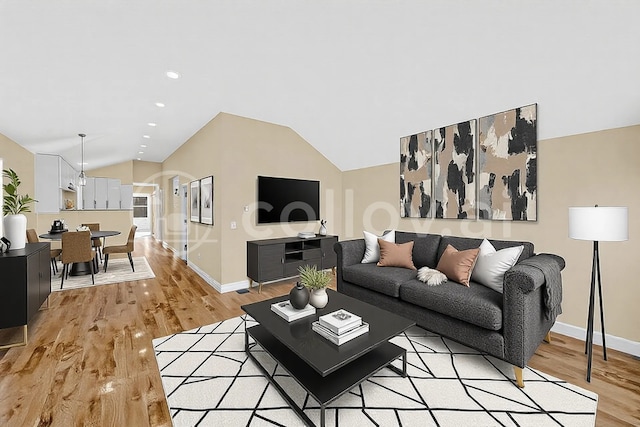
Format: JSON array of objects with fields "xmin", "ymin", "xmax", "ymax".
[{"xmin": 78, "ymin": 133, "xmax": 87, "ymax": 186}]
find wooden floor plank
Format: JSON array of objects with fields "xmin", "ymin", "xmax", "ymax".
[{"xmin": 0, "ymin": 235, "xmax": 638, "ymax": 426}]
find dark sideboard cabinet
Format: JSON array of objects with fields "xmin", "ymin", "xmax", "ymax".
[
  {"xmin": 247, "ymin": 235, "xmax": 338, "ymax": 292},
  {"xmin": 0, "ymin": 242, "xmax": 51, "ymax": 349}
]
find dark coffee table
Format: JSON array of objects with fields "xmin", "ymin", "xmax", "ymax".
[{"xmin": 241, "ymin": 289, "xmax": 415, "ymax": 427}]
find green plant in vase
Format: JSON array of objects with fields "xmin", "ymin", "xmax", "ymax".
[
  {"xmin": 2, "ymin": 168, "xmax": 36, "ymax": 250},
  {"xmin": 299, "ymin": 264, "xmax": 331, "ymax": 309}
]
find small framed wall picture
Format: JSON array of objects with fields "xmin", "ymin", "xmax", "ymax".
[
  {"xmin": 200, "ymin": 176, "xmax": 214, "ymax": 225},
  {"xmin": 190, "ymin": 180, "xmax": 200, "ymax": 222}
]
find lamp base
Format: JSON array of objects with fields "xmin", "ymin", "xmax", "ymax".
[{"xmin": 585, "ymin": 240, "xmax": 607, "ymax": 382}]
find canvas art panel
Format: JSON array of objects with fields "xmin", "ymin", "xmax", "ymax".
[
  {"xmin": 190, "ymin": 180, "xmax": 200, "ymax": 222},
  {"xmin": 478, "ymin": 104, "xmax": 537, "ymax": 221},
  {"xmin": 200, "ymin": 176, "xmax": 214, "ymax": 225},
  {"xmin": 400, "ymin": 130, "xmax": 432, "ymax": 218},
  {"xmin": 433, "ymin": 120, "xmax": 476, "ymax": 219}
]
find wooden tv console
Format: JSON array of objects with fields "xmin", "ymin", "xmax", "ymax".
[{"xmin": 246, "ymin": 235, "xmax": 338, "ymax": 293}]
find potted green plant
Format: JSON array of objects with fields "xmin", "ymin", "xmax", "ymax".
[
  {"xmin": 3, "ymin": 168, "xmax": 36, "ymax": 250},
  {"xmin": 298, "ymin": 264, "xmax": 331, "ymax": 308}
]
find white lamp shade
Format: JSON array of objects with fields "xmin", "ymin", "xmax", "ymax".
[{"xmin": 568, "ymin": 206, "xmax": 628, "ymax": 242}]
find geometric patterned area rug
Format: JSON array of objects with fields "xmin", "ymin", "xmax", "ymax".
[
  {"xmin": 51, "ymin": 257, "xmax": 155, "ymax": 292},
  {"xmin": 153, "ymin": 316, "xmax": 598, "ymax": 427}
]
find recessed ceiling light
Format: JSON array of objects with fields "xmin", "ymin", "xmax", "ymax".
[
  {"xmin": 166, "ymin": 70, "xmax": 180, "ymax": 79},
  {"xmin": 155, "ymin": 102, "xmax": 165, "ymax": 108},
  {"xmin": 148, "ymin": 122, "xmax": 156, "ymax": 127},
  {"xmin": 140, "ymin": 144, "xmax": 147, "ymax": 148},
  {"xmin": 143, "ymin": 135, "xmax": 150, "ymax": 139},
  {"xmin": 138, "ymin": 151, "xmax": 144, "ymax": 154}
]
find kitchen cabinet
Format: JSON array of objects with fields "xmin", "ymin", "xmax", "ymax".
[
  {"xmin": 82, "ymin": 177, "xmax": 124, "ymax": 210},
  {"xmin": 35, "ymin": 154, "xmax": 78, "ymax": 213},
  {"xmin": 107, "ymin": 178, "xmax": 121, "ymax": 209},
  {"xmin": 120, "ymin": 185, "xmax": 133, "ymax": 209}
]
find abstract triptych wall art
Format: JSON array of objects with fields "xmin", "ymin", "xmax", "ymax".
[
  {"xmin": 400, "ymin": 131, "xmax": 432, "ymax": 218},
  {"xmin": 478, "ymin": 104, "xmax": 537, "ymax": 221},
  {"xmin": 433, "ymin": 120, "xmax": 476, "ymax": 219},
  {"xmin": 399, "ymin": 103, "xmax": 537, "ymax": 221}
]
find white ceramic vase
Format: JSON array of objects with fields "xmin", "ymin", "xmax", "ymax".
[
  {"xmin": 309, "ymin": 288, "xmax": 328, "ymax": 309},
  {"xmin": 3, "ymin": 214, "xmax": 27, "ymax": 250}
]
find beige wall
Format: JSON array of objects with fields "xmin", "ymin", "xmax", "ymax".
[
  {"xmin": 88, "ymin": 160, "xmax": 134, "ymax": 184},
  {"xmin": 343, "ymin": 125, "xmax": 640, "ymax": 342},
  {"xmin": 0, "ymin": 133, "xmax": 37, "ymax": 231},
  {"xmin": 161, "ymin": 113, "xmax": 343, "ymax": 286},
  {"xmin": 133, "ymin": 160, "xmax": 162, "ymax": 185}
]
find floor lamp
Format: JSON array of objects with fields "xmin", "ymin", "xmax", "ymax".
[{"xmin": 568, "ymin": 206, "xmax": 628, "ymax": 382}]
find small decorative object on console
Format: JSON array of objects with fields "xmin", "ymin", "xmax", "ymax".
[
  {"xmin": 297, "ymin": 232, "xmax": 316, "ymax": 239},
  {"xmin": 318, "ymin": 219, "xmax": 327, "ymax": 236},
  {"xmin": 289, "ymin": 282, "xmax": 310, "ymax": 309},
  {"xmin": 270, "ymin": 301, "xmax": 315, "ymax": 322},
  {"xmin": 0, "ymin": 237, "xmax": 10, "ymax": 253}
]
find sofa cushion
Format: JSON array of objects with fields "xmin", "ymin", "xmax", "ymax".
[
  {"xmin": 377, "ymin": 239, "xmax": 416, "ymax": 270},
  {"xmin": 361, "ymin": 230, "xmax": 395, "ymax": 263},
  {"xmin": 399, "ymin": 278, "xmax": 503, "ymax": 331},
  {"xmin": 342, "ymin": 263, "xmax": 417, "ymax": 298},
  {"xmin": 395, "ymin": 232, "xmax": 441, "ymax": 269},
  {"xmin": 472, "ymin": 239, "xmax": 524, "ymax": 293},
  {"xmin": 436, "ymin": 244, "xmax": 480, "ymax": 287}
]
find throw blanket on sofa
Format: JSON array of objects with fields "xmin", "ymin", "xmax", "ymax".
[{"xmin": 519, "ymin": 253, "xmax": 563, "ymax": 320}]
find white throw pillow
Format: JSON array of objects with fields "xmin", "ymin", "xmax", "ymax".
[
  {"xmin": 361, "ymin": 230, "xmax": 395, "ymax": 263},
  {"xmin": 471, "ymin": 239, "xmax": 524, "ymax": 293}
]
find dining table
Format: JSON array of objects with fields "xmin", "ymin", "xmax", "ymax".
[{"xmin": 39, "ymin": 230, "xmax": 121, "ymax": 276}]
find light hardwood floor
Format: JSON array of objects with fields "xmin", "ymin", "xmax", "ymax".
[{"xmin": 0, "ymin": 236, "xmax": 638, "ymax": 426}]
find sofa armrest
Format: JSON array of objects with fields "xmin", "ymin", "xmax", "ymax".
[
  {"xmin": 502, "ymin": 253, "xmax": 565, "ymax": 367},
  {"xmin": 504, "ymin": 253, "xmax": 565, "ymax": 293},
  {"xmin": 334, "ymin": 239, "xmax": 366, "ymax": 269}
]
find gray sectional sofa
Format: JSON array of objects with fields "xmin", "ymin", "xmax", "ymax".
[{"xmin": 334, "ymin": 231, "xmax": 564, "ymax": 387}]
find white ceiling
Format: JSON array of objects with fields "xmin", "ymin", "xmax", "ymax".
[{"xmin": 1, "ymin": 1, "xmax": 639, "ymax": 172}]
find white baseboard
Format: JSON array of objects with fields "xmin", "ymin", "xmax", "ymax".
[
  {"xmin": 162, "ymin": 241, "xmax": 177, "ymax": 253},
  {"xmin": 552, "ymin": 321, "xmax": 640, "ymax": 358},
  {"xmin": 186, "ymin": 262, "xmax": 251, "ymax": 294},
  {"xmin": 187, "ymin": 262, "xmax": 222, "ymax": 292}
]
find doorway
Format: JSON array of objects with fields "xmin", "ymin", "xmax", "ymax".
[{"xmin": 133, "ymin": 193, "xmax": 151, "ymax": 236}]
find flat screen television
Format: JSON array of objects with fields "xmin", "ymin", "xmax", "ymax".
[{"xmin": 257, "ymin": 176, "xmax": 320, "ymax": 224}]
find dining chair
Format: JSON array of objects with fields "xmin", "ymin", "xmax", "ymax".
[
  {"xmin": 82, "ymin": 223, "xmax": 102, "ymax": 271},
  {"xmin": 60, "ymin": 231, "xmax": 95, "ymax": 289},
  {"xmin": 26, "ymin": 228, "xmax": 62, "ymax": 274},
  {"xmin": 103, "ymin": 225, "xmax": 137, "ymax": 272}
]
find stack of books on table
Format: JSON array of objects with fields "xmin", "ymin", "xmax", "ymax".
[
  {"xmin": 312, "ymin": 309, "xmax": 369, "ymax": 345},
  {"xmin": 271, "ymin": 301, "xmax": 316, "ymax": 322}
]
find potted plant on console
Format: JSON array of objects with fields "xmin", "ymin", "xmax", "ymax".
[
  {"xmin": 299, "ymin": 264, "xmax": 331, "ymax": 309},
  {"xmin": 2, "ymin": 168, "xmax": 36, "ymax": 250}
]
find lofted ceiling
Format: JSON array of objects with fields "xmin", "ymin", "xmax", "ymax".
[{"xmin": 1, "ymin": 1, "xmax": 639, "ymax": 172}]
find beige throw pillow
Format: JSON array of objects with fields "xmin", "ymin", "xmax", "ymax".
[
  {"xmin": 377, "ymin": 239, "xmax": 417, "ymax": 270},
  {"xmin": 435, "ymin": 244, "xmax": 480, "ymax": 286}
]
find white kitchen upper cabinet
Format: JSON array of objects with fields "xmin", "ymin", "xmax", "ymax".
[
  {"xmin": 120, "ymin": 185, "xmax": 133, "ymax": 209},
  {"xmin": 107, "ymin": 178, "xmax": 121, "ymax": 210},
  {"xmin": 82, "ymin": 177, "xmax": 96, "ymax": 210},
  {"xmin": 35, "ymin": 154, "xmax": 79, "ymax": 212},
  {"xmin": 35, "ymin": 154, "xmax": 60, "ymax": 213},
  {"xmin": 59, "ymin": 158, "xmax": 77, "ymax": 191},
  {"xmin": 94, "ymin": 178, "xmax": 108, "ymax": 209}
]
